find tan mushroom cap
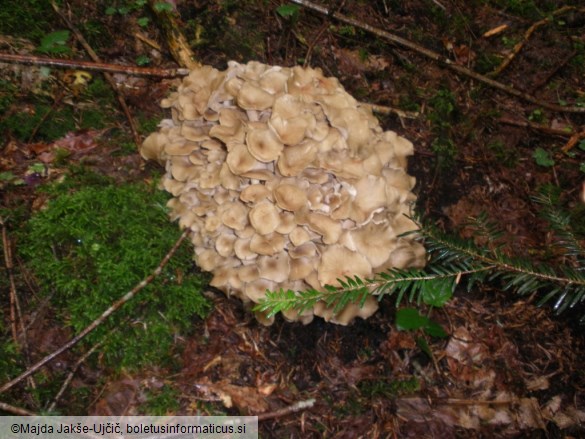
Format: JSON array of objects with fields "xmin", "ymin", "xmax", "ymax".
[
  {"xmin": 249, "ymin": 201, "xmax": 281, "ymax": 235},
  {"xmin": 237, "ymin": 82, "xmax": 274, "ymax": 110},
  {"xmin": 318, "ymin": 245, "xmax": 372, "ymax": 288},
  {"xmin": 140, "ymin": 132, "xmax": 167, "ymax": 162},
  {"xmin": 273, "ymin": 184, "xmax": 308, "ymax": 211},
  {"xmin": 234, "ymin": 237, "xmax": 257, "ymax": 261},
  {"xmin": 250, "ymin": 232, "xmax": 286, "ymax": 255},
  {"xmin": 245, "ymin": 278, "xmax": 277, "ymax": 302},
  {"xmin": 257, "ymin": 252, "xmax": 290, "ymax": 283},
  {"xmin": 277, "ymin": 140, "xmax": 318, "ymax": 176},
  {"xmin": 246, "ymin": 124, "xmax": 284, "ymax": 162},
  {"xmin": 226, "ymin": 143, "xmax": 262, "ymax": 175},
  {"xmin": 314, "ymin": 295, "xmax": 378, "ymax": 325},
  {"xmin": 240, "ymin": 184, "xmax": 272, "ymax": 204},
  {"xmin": 307, "ymin": 213, "xmax": 343, "ymax": 244},
  {"xmin": 219, "ymin": 202, "xmax": 249, "ymax": 231},
  {"xmin": 289, "ymin": 257, "xmax": 315, "ymax": 281}
]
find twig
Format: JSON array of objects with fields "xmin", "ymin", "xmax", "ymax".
[
  {"xmin": 51, "ymin": 1, "xmax": 142, "ymax": 147},
  {"xmin": 1, "ymin": 218, "xmax": 36, "ymax": 391},
  {"xmin": 257, "ymin": 398, "xmax": 316, "ymax": 421},
  {"xmin": 0, "ymin": 401, "xmax": 36, "ymax": 416},
  {"xmin": 1, "ymin": 217, "xmax": 18, "ymax": 344},
  {"xmin": 562, "ymin": 128, "xmax": 585, "ymax": 153},
  {"xmin": 0, "ymin": 53, "xmax": 189, "ymax": 77},
  {"xmin": 0, "ymin": 229, "xmax": 189, "ymax": 394},
  {"xmin": 498, "ymin": 116, "xmax": 574, "ymax": 137},
  {"xmin": 490, "ymin": 6, "xmax": 577, "ymax": 77},
  {"xmin": 47, "ymin": 339, "xmax": 104, "ymax": 412},
  {"xmin": 365, "ymin": 103, "xmax": 419, "ymax": 120},
  {"xmin": 290, "ymin": 0, "xmax": 585, "ymax": 114}
]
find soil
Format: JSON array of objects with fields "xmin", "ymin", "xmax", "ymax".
[{"xmin": 1, "ymin": 1, "xmax": 585, "ymax": 437}]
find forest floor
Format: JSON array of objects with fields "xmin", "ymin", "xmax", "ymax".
[{"xmin": 1, "ymin": 1, "xmax": 585, "ymax": 437}]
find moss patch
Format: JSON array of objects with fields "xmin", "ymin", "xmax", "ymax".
[{"xmin": 19, "ymin": 179, "xmax": 210, "ymax": 369}]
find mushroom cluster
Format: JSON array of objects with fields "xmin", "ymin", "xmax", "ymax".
[{"xmin": 141, "ymin": 61, "xmax": 426, "ymax": 325}]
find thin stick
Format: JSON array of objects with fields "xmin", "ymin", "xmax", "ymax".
[
  {"xmin": 1, "ymin": 218, "xmax": 36, "ymax": 391},
  {"xmin": 498, "ymin": 116, "xmax": 573, "ymax": 137},
  {"xmin": 1, "ymin": 218, "xmax": 18, "ymax": 344},
  {"xmin": 0, "ymin": 401, "xmax": 36, "ymax": 416},
  {"xmin": 257, "ymin": 398, "xmax": 316, "ymax": 421},
  {"xmin": 490, "ymin": 6, "xmax": 577, "ymax": 77},
  {"xmin": 47, "ymin": 339, "xmax": 104, "ymax": 412},
  {"xmin": 0, "ymin": 53, "xmax": 188, "ymax": 77},
  {"xmin": 0, "ymin": 229, "xmax": 189, "ymax": 394},
  {"xmin": 51, "ymin": 1, "xmax": 142, "ymax": 146},
  {"xmin": 290, "ymin": 0, "xmax": 585, "ymax": 114}
]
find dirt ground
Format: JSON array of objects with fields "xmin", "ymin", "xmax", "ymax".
[{"xmin": 1, "ymin": 1, "xmax": 585, "ymax": 437}]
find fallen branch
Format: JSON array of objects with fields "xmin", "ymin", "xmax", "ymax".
[
  {"xmin": 498, "ymin": 116, "xmax": 574, "ymax": 137},
  {"xmin": 257, "ymin": 398, "xmax": 316, "ymax": 421},
  {"xmin": 51, "ymin": 1, "xmax": 142, "ymax": 146},
  {"xmin": 291, "ymin": 0, "xmax": 585, "ymax": 114},
  {"xmin": 0, "ymin": 229, "xmax": 189, "ymax": 394},
  {"xmin": 0, "ymin": 401, "xmax": 36, "ymax": 416},
  {"xmin": 0, "ymin": 53, "xmax": 189, "ymax": 77},
  {"xmin": 490, "ymin": 6, "xmax": 580, "ymax": 77}
]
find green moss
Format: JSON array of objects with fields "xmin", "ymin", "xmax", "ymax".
[
  {"xmin": 359, "ymin": 377, "xmax": 420, "ymax": 398},
  {"xmin": 140, "ymin": 385, "xmax": 181, "ymax": 415},
  {"xmin": 19, "ymin": 180, "xmax": 210, "ymax": 370}
]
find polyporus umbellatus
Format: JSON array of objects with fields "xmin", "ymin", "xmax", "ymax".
[{"xmin": 141, "ymin": 61, "xmax": 426, "ymax": 325}]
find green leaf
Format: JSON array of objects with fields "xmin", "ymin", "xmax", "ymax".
[
  {"xmin": 578, "ymin": 140, "xmax": 585, "ymax": 151},
  {"xmin": 422, "ymin": 277, "xmax": 453, "ymax": 307},
  {"xmin": 136, "ymin": 55, "xmax": 151, "ymax": 66},
  {"xmin": 533, "ymin": 147, "xmax": 555, "ymax": 167},
  {"xmin": 137, "ymin": 17, "xmax": 150, "ymax": 27},
  {"xmin": 396, "ymin": 308, "xmax": 429, "ymax": 331},
  {"xmin": 580, "ymin": 162, "xmax": 585, "ymax": 174},
  {"xmin": 153, "ymin": 2, "xmax": 173, "ymax": 12},
  {"xmin": 424, "ymin": 320, "xmax": 448, "ymax": 338},
  {"xmin": 276, "ymin": 4, "xmax": 300, "ymax": 18}
]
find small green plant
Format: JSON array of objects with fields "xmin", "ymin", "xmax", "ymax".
[
  {"xmin": 276, "ymin": 4, "xmax": 301, "ymax": 20},
  {"xmin": 19, "ymin": 179, "xmax": 210, "ymax": 369},
  {"xmin": 36, "ymin": 30, "xmax": 71, "ymax": 55},
  {"xmin": 533, "ymin": 147, "xmax": 555, "ymax": 167},
  {"xmin": 428, "ymin": 88, "xmax": 459, "ymax": 168}
]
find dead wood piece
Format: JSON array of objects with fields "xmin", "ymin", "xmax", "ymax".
[
  {"xmin": 148, "ymin": 0, "xmax": 200, "ymax": 69},
  {"xmin": 257, "ymin": 398, "xmax": 316, "ymax": 421},
  {"xmin": 499, "ymin": 116, "xmax": 574, "ymax": 137},
  {"xmin": 562, "ymin": 129, "xmax": 585, "ymax": 153},
  {"xmin": 291, "ymin": 0, "xmax": 585, "ymax": 114},
  {"xmin": 0, "ymin": 53, "xmax": 188, "ymax": 77},
  {"xmin": 0, "ymin": 230, "xmax": 189, "ymax": 394}
]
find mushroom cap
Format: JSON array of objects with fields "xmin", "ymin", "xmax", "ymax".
[
  {"xmin": 318, "ymin": 245, "xmax": 372, "ymax": 288},
  {"xmin": 249, "ymin": 201, "xmax": 281, "ymax": 235},
  {"xmin": 273, "ymin": 184, "xmax": 308, "ymax": 212},
  {"xmin": 246, "ymin": 123, "xmax": 284, "ymax": 162},
  {"xmin": 257, "ymin": 252, "xmax": 290, "ymax": 283}
]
